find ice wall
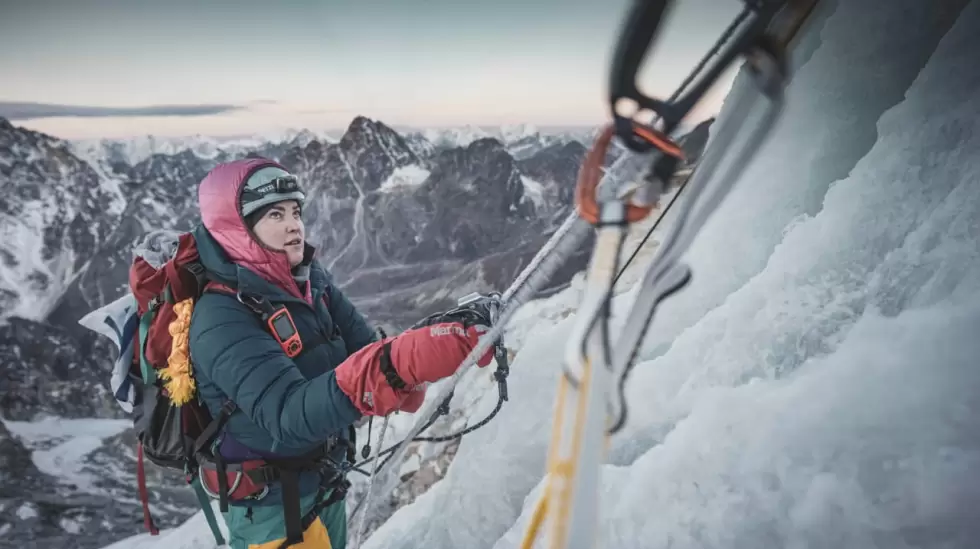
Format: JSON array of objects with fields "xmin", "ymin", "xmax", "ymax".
[{"xmin": 362, "ymin": 0, "xmax": 980, "ymax": 548}]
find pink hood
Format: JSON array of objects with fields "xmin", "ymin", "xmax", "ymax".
[{"xmin": 197, "ymin": 158, "xmax": 309, "ymax": 302}]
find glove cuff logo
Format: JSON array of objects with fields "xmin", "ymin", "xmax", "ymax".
[{"xmin": 429, "ymin": 324, "xmax": 466, "ymax": 337}]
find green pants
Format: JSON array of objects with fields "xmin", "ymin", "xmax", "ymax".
[{"xmin": 222, "ymin": 492, "xmax": 347, "ymax": 549}]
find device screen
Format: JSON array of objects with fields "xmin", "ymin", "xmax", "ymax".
[{"xmin": 271, "ymin": 312, "xmax": 296, "ymax": 339}]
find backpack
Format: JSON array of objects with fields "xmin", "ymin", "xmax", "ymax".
[
  {"xmin": 80, "ymin": 228, "xmax": 353, "ymax": 547},
  {"xmin": 129, "ymin": 229, "xmax": 236, "ymax": 543}
]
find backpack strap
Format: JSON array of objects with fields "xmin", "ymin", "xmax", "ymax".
[
  {"xmin": 192, "ymin": 400, "xmax": 238, "ymax": 457},
  {"xmin": 136, "ymin": 441, "xmax": 159, "ymax": 535},
  {"xmin": 183, "ymin": 261, "xmax": 209, "ymax": 289},
  {"xmin": 191, "ymin": 476, "xmax": 226, "ymax": 546},
  {"xmin": 202, "ymin": 280, "xmax": 237, "ymax": 296},
  {"xmin": 137, "ymin": 309, "xmax": 158, "ymax": 386}
]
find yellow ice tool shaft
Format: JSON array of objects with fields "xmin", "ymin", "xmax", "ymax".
[{"xmin": 523, "ymin": 203, "xmax": 627, "ymax": 549}]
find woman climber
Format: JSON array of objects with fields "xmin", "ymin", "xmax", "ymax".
[{"xmin": 186, "ymin": 157, "xmax": 495, "ymax": 549}]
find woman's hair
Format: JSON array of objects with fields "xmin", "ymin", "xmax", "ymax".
[{"xmin": 244, "ymin": 203, "xmax": 274, "ymax": 230}]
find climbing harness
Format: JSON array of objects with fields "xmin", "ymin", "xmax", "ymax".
[{"xmin": 347, "ymin": 1, "xmax": 821, "ymax": 546}]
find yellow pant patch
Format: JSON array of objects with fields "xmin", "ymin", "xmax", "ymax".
[{"xmin": 247, "ymin": 517, "xmax": 332, "ymax": 549}]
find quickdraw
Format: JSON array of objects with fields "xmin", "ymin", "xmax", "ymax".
[{"xmin": 348, "ymin": 1, "xmax": 822, "ymax": 547}]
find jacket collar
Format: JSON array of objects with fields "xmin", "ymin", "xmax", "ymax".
[{"xmin": 194, "ymin": 225, "xmax": 332, "ymax": 307}]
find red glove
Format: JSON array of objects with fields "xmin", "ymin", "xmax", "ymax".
[{"xmin": 334, "ymin": 321, "xmax": 494, "ymax": 416}]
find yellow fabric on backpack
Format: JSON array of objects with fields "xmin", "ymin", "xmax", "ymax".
[
  {"xmin": 246, "ymin": 516, "xmax": 332, "ymax": 549},
  {"xmin": 160, "ymin": 298, "xmax": 196, "ymax": 405}
]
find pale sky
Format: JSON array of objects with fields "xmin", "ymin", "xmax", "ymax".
[{"xmin": 0, "ymin": 0, "xmax": 742, "ymax": 139}]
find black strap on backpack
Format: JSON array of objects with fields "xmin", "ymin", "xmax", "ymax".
[{"xmin": 192, "ymin": 400, "xmax": 238, "ymax": 457}]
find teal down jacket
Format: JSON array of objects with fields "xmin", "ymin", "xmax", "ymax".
[{"xmin": 188, "ymin": 223, "xmax": 375, "ymax": 507}]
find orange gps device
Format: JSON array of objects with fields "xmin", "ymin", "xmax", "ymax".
[{"xmin": 267, "ymin": 307, "xmax": 302, "ymax": 358}]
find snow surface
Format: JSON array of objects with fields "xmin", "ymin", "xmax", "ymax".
[
  {"xmin": 96, "ymin": 0, "xmax": 980, "ymax": 547},
  {"xmin": 420, "ymin": 126, "xmax": 493, "ymax": 148},
  {"xmin": 16, "ymin": 503, "xmax": 38, "ymax": 521},
  {"xmin": 99, "ymin": 506, "xmax": 230, "ymax": 549},
  {"xmin": 70, "ymin": 128, "xmax": 337, "ymax": 167},
  {"xmin": 379, "ymin": 165, "xmax": 431, "ymax": 192},
  {"xmin": 519, "ymin": 176, "xmax": 547, "ymax": 211},
  {"xmin": 2, "ymin": 416, "xmax": 132, "ymax": 493},
  {"xmin": 624, "ymin": 0, "xmax": 967, "ymax": 364}
]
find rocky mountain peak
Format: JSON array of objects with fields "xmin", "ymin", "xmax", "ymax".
[
  {"xmin": 343, "ymin": 115, "xmax": 385, "ymax": 139},
  {"xmin": 518, "ymin": 141, "xmax": 587, "ymax": 181},
  {"xmin": 1, "ymin": 122, "xmax": 125, "ymax": 322},
  {"xmin": 427, "ymin": 136, "xmax": 534, "ymax": 220},
  {"xmin": 338, "ymin": 116, "xmax": 421, "ymax": 192},
  {"xmin": 45, "ymin": 148, "xmax": 219, "ymax": 331},
  {"xmin": 514, "ymin": 141, "xmax": 588, "ymax": 219}
]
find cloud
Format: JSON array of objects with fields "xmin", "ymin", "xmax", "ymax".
[{"xmin": 0, "ymin": 101, "xmax": 244, "ymax": 120}]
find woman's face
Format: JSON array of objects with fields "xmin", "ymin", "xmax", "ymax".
[{"xmin": 251, "ymin": 200, "xmax": 305, "ymax": 267}]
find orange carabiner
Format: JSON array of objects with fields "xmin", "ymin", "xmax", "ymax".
[
  {"xmin": 632, "ymin": 123, "xmax": 685, "ymax": 160},
  {"xmin": 574, "ymin": 122, "xmax": 684, "ymax": 225}
]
